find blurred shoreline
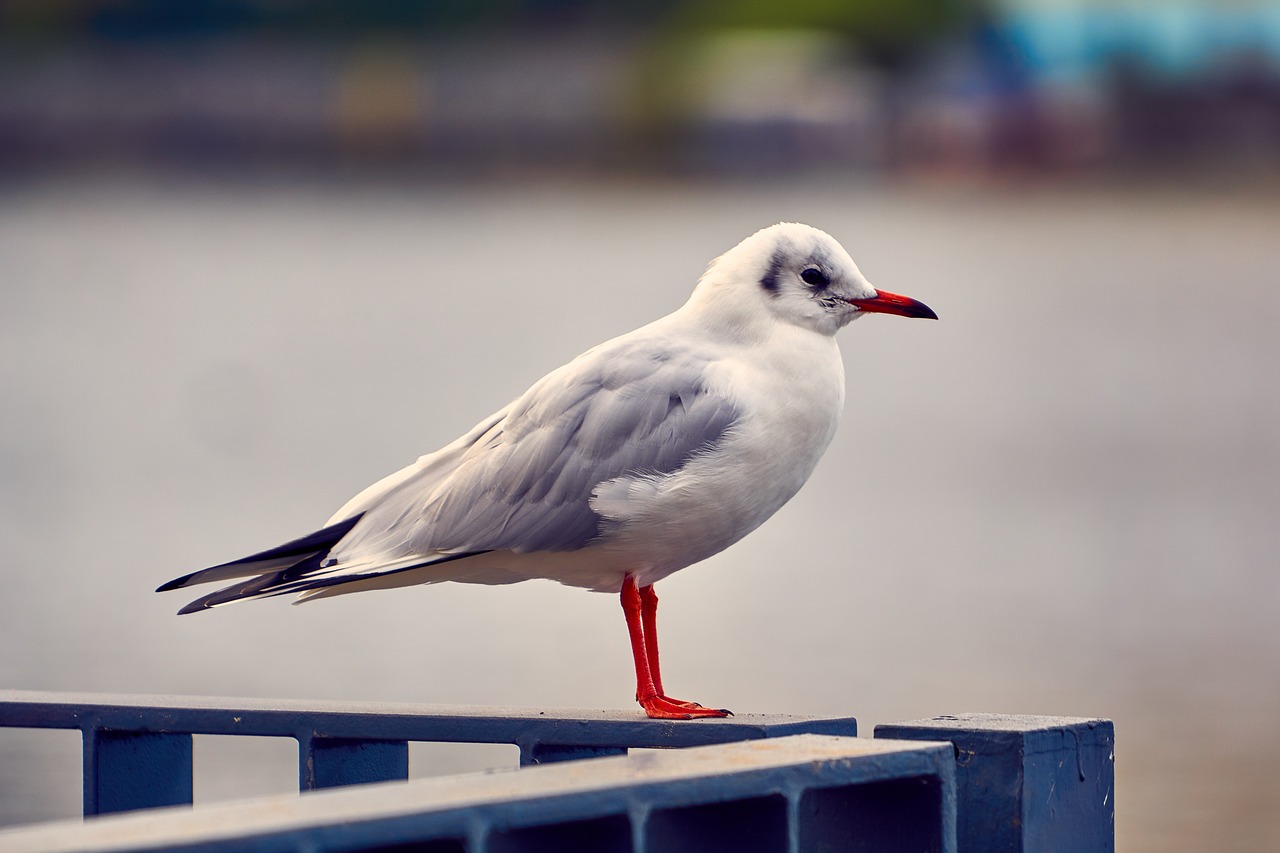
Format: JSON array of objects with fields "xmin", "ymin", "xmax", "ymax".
[{"xmin": 4, "ymin": 3, "xmax": 1280, "ymax": 182}]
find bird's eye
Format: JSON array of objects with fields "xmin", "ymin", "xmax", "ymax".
[{"xmin": 800, "ymin": 268, "xmax": 829, "ymax": 288}]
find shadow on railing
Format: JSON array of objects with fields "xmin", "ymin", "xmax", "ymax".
[{"xmin": 0, "ymin": 690, "xmax": 1114, "ymax": 853}]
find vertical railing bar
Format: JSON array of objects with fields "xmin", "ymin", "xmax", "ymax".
[
  {"xmin": 298, "ymin": 728, "xmax": 410, "ymax": 791},
  {"xmin": 466, "ymin": 811, "xmax": 490, "ymax": 853},
  {"xmin": 785, "ymin": 785, "xmax": 801, "ymax": 853},
  {"xmin": 80, "ymin": 724, "xmax": 98, "ymax": 816},
  {"xmin": 631, "ymin": 804, "xmax": 649, "ymax": 853},
  {"xmin": 81, "ymin": 723, "xmax": 193, "ymax": 816},
  {"xmin": 518, "ymin": 739, "xmax": 628, "ymax": 766}
]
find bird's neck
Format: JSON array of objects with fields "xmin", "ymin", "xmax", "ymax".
[{"xmin": 673, "ymin": 285, "xmax": 778, "ymax": 347}]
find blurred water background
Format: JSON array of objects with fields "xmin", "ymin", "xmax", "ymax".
[{"xmin": 2, "ymin": 2, "xmax": 1279, "ymax": 851}]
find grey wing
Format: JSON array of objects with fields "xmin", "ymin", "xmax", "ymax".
[{"xmin": 330, "ymin": 339, "xmax": 740, "ymax": 565}]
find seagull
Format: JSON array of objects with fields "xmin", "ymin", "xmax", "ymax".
[{"xmin": 158, "ymin": 222, "xmax": 936, "ymax": 719}]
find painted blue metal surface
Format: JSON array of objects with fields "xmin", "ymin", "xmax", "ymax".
[
  {"xmin": 0, "ymin": 690, "xmax": 857, "ymax": 816},
  {"xmin": 302, "ymin": 736, "xmax": 410, "ymax": 790},
  {"xmin": 82, "ymin": 730, "xmax": 193, "ymax": 816},
  {"xmin": 521, "ymin": 743, "xmax": 627, "ymax": 765},
  {"xmin": 0, "ymin": 734, "xmax": 957, "ymax": 853},
  {"xmin": 875, "ymin": 714, "xmax": 1115, "ymax": 853}
]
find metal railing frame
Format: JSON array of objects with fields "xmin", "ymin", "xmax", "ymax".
[
  {"xmin": 0, "ymin": 691, "xmax": 1114, "ymax": 852},
  {"xmin": 0, "ymin": 690, "xmax": 858, "ymax": 816},
  {"xmin": 0, "ymin": 733, "xmax": 959, "ymax": 853}
]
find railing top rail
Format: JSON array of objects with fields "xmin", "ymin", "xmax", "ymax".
[
  {"xmin": 0, "ymin": 690, "xmax": 859, "ymax": 748},
  {"xmin": 883, "ymin": 713, "xmax": 1111, "ymax": 733},
  {"xmin": 0, "ymin": 734, "xmax": 954, "ymax": 853}
]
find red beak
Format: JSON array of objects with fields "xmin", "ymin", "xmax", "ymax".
[{"xmin": 848, "ymin": 289, "xmax": 938, "ymax": 320}]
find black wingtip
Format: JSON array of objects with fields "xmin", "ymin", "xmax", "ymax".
[
  {"xmin": 177, "ymin": 599, "xmax": 213, "ymax": 615},
  {"xmin": 157, "ymin": 514, "xmax": 365, "ymax": 595}
]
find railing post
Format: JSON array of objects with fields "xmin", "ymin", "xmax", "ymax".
[
  {"xmin": 82, "ymin": 728, "xmax": 193, "ymax": 815},
  {"xmin": 518, "ymin": 742, "xmax": 627, "ymax": 766},
  {"xmin": 299, "ymin": 735, "xmax": 410, "ymax": 790},
  {"xmin": 875, "ymin": 714, "xmax": 1114, "ymax": 853}
]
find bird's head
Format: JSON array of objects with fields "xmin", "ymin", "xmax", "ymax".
[{"xmin": 691, "ymin": 222, "xmax": 937, "ymax": 337}]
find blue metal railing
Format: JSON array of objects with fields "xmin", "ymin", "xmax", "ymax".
[
  {"xmin": 0, "ymin": 691, "xmax": 1114, "ymax": 852},
  {"xmin": 877, "ymin": 714, "xmax": 1116, "ymax": 853},
  {"xmin": 0, "ymin": 732, "xmax": 959, "ymax": 853},
  {"xmin": 0, "ymin": 691, "xmax": 858, "ymax": 816}
]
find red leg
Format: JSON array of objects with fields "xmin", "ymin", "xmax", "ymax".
[
  {"xmin": 621, "ymin": 575, "xmax": 730, "ymax": 720},
  {"xmin": 639, "ymin": 584, "xmax": 708, "ymax": 710},
  {"xmin": 638, "ymin": 584, "xmax": 667, "ymax": 698}
]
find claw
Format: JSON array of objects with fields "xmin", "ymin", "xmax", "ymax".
[
  {"xmin": 660, "ymin": 698, "xmax": 732, "ymax": 715},
  {"xmin": 640, "ymin": 695, "xmax": 732, "ymax": 720}
]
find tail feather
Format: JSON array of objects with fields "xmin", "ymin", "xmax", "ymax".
[
  {"xmin": 156, "ymin": 515, "xmax": 364, "ymax": 593},
  {"xmin": 174, "ymin": 549, "xmax": 491, "ymax": 614},
  {"xmin": 176, "ymin": 552, "xmax": 328, "ymax": 614},
  {"xmin": 161, "ymin": 512, "xmax": 491, "ymax": 614}
]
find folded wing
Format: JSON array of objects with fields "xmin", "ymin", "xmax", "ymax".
[{"xmin": 160, "ymin": 336, "xmax": 740, "ymax": 613}]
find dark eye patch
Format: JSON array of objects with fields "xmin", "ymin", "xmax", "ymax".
[{"xmin": 800, "ymin": 267, "xmax": 829, "ymax": 288}]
